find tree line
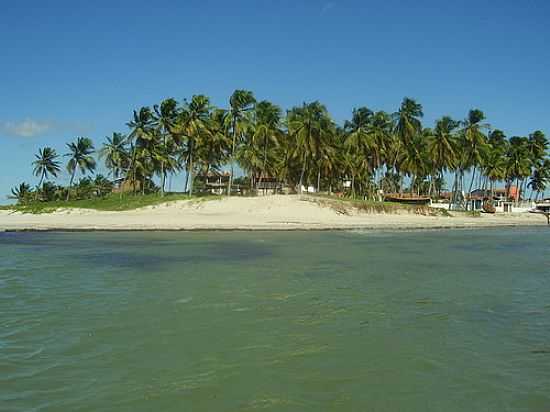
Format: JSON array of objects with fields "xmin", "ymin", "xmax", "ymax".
[{"xmin": 10, "ymin": 91, "xmax": 550, "ymax": 206}]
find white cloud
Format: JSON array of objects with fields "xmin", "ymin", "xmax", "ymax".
[
  {"xmin": 0, "ymin": 118, "xmax": 55, "ymax": 137},
  {"xmin": 0, "ymin": 118, "xmax": 94, "ymax": 138},
  {"xmin": 321, "ymin": 2, "xmax": 335, "ymax": 15}
]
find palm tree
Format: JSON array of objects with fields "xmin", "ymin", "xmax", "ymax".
[
  {"xmin": 461, "ymin": 109, "xmax": 489, "ymax": 195},
  {"xmin": 428, "ymin": 116, "xmax": 459, "ymax": 192},
  {"xmin": 153, "ymin": 98, "xmax": 178, "ymax": 196},
  {"xmin": 506, "ymin": 136, "xmax": 532, "ymax": 203},
  {"xmin": 369, "ymin": 111, "xmax": 393, "ymax": 184},
  {"xmin": 39, "ymin": 181, "xmax": 58, "ymax": 202},
  {"xmin": 32, "ymin": 147, "xmax": 61, "ymax": 187},
  {"xmin": 344, "ymin": 107, "xmax": 376, "ymax": 180},
  {"xmin": 99, "ymin": 132, "xmax": 128, "ymax": 181},
  {"xmin": 401, "ymin": 132, "xmax": 429, "ymax": 195},
  {"xmin": 65, "ymin": 137, "xmax": 96, "ymax": 200},
  {"xmin": 224, "ymin": 90, "xmax": 256, "ymax": 195},
  {"xmin": 528, "ymin": 159, "xmax": 550, "ymax": 201},
  {"xmin": 194, "ymin": 108, "xmax": 230, "ymax": 180},
  {"xmin": 127, "ymin": 107, "xmax": 155, "ymax": 193},
  {"xmin": 9, "ymin": 182, "xmax": 32, "ymax": 204},
  {"xmin": 394, "ymin": 98, "xmax": 423, "ymax": 145},
  {"xmin": 173, "ymin": 95, "xmax": 212, "ymax": 195},
  {"xmin": 484, "ymin": 150, "xmax": 507, "ymax": 198},
  {"xmin": 288, "ymin": 101, "xmax": 334, "ymax": 193},
  {"xmin": 253, "ymin": 100, "xmax": 282, "ymax": 191},
  {"xmin": 527, "ymin": 130, "xmax": 548, "ymax": 166},
  {"xmin": 393, "ymin": 98, "xmax": 423, "ymax": 191},
  {"xmin": 93, "ymin": 174, "xmax": 114, "ymax": 197}
]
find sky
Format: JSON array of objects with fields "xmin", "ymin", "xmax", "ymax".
[{"xmin": 1, "ymin": 0, "xmax": 549, "ymax": 202}]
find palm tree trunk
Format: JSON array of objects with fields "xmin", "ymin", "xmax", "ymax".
[
  {"xmin": 228, "ymin": 119, "xmax": 237, "ymax": 196},
  {"xmin": 188, "ymin": 140, "xmax": 195, "ymax": 196},
  {"xmin": 160, "ymin": 162, "xmax": 165, "ymax": 197},
  {"xmin": 449, "ymin": 171, "xmax": 459, "ymax": 210},
  {"xmin": 298, "ymin": 152, "xmax": 307, "ymax": 194},
  {"xmin": 184, "ymin": 159, "xmax": 190, "ymax": 194},
  {"xmin": 317, "ymin": 166, "xmax": 321, "ymax": 193},
  {"xmin": 66, "ymin": 169, "xmax": 77, "ymax": 201},
  {"xmin": 261, "ymin": 134, "xmax": 268, "ymax": 195},
  {"xmin": 35, "ymin": 173, "xmax": 45, "ymax": 201}
]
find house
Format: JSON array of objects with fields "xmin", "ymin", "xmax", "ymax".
[
  {"xmin": 256, "ymin": 176, "xmax": 282, "ymax": 195},
  {"xmin": 468, "ymin": 186, "xmax": 521, "ymax": 212},
  {"xmin": 112, "ymin": 177, "xmax": 142, "ymax": 193},
  {"xmin": 195, "ymin": 171, "xmax": 231, "ymax": 195}
]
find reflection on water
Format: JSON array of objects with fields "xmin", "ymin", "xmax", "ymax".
[{"xmin": 1, "ymin": 228, "xmax": 549, "ymax": 411}]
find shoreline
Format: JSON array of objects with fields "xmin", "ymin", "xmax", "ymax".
[
  {"xmin": 0, "ymin": 225, "xmax": 544, "ymax": 233},
  {"xmin": 1, "ymin": 195, "xmax": 547, "ymax": 233}
]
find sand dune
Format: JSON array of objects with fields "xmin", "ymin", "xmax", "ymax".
[{"xmin": 0, "ymin": 195, "xmax": 546, "ymax": 231}]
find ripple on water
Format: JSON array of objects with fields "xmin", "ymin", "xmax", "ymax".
[{"xmin": 1, "ymin": 229, "xmax": 549, "ymax": 411}]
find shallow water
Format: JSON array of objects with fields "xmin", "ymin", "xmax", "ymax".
[{"xmin": 1, "ymin": 228, "xmax": 549, "ymax": 411}]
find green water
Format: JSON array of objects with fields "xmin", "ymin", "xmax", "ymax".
[{"xmin": 1, "ymin": 229, "xmax": 549, "ymax": 411}]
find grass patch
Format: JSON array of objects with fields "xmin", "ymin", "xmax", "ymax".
[
  {"xmin": 303, "ymin": 194, "xmax": 451, "ymax": 217},
  {"xmin": 455, "ymin": 210, "xmax": 482, "ymax": 218},
  {"xmin": 0, "ymin": 193, "xmax": 220, "ymax": 214}
]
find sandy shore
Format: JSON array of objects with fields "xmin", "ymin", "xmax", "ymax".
[{"xmin": 0, "ymin": 195, "xmax": 547, "ymax": 231}]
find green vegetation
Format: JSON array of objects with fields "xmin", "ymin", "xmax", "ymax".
[
  {"xmin": 8, "ymin": 91, "xmax": 550, "ymax": 210},
  {"xmin": 304, "ymin": 195, "xmax": 452, "ymax": 217},
  {"xmin": 1, "ymin": 193, "xmax": 218, "ymax": 214}
]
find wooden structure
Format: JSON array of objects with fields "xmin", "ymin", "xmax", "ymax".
[
  {"xmin": 256, "ymin": 177, "xmax": 282, "ymax": 194},
  {"xmin": 530, "ymin": 203, "xmax": 550, "ymax": 225},
  {"xmin": 112, "ymin": 178, "xmax": 141, "ymax": 193},
  {"xmin": 384, "ymin": 194, "xmax": 431, "ymax": 206},
  {"xmin": 196, "ymin": 171, "xmax": 231, "ymax": 195}
]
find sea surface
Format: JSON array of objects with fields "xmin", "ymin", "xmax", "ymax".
[{"xmin": 1, "ymin": 228, "xmax": 549, "ymax": 411}]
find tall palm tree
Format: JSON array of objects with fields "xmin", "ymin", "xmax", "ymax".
[
  {"xmin": 461, "ymin": 109, "xmax": 489, "ymax": 195},
  {"xmin": 173, "ymin": 95, "xmax": 212, "ymax": 195},
  {"xmin": 224, "ymin": 90, "xmax": 256, "ymax": 195},
  {"xmin": 428, "ymin": 116, "xmax": 459, "ymax": 193},
  {"xmin": 195, "ymin": 108, "xmax": 230, "ymax": 178},
  {"xmin": 344, "ymin": 107, "xmax": 376, "ymax": 178},
  {"xmin": 393, "ymin": 98, "xmax": 423, "ymax": 191},
  {"xmin": 127, "ymin": 107, "xmax": 155, "ymax": 193},
  {"xmin": 99, "ymin": 132, "xmax": 128, "ymax": 181},
  {"xmin": 65, "ymin": 137, "xmax": 96, "ymax": 200},
  {"xmin": 527, "ymin": 130, "xmax": 548, "ymax": 166},
  {"xmin": 253, "ymin": 100, "xmax": 282, "ymax": 191},
  {"xmin": 288, "ymin": 101, "xmax": 334, "ymax": 193},
  {"xmin": 369, "ymin": 111, "xmax": 393, "ymax": 182},
  {"xmin": 394, "ymin": 98, "xmax": 423, "ymax": 146},
  {"xmin": 153, "ymin": 98, "xmax": 178, "ymax": 196},
  {"xmin": 506, "ymin": 136, "xmax": 531, "ymax": 203},
  {"xmin": 484, "ymin": 150, "xmax": 507, "ymax": 198},
  {"xmin": 401, "ymin": 132, "xmax": 429, "ymax": 195},
  {"xmin": 32, "ymin": 147, "xmax": 61, "ymax": 189}
]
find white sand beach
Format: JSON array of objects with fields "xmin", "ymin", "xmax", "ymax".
[{"xmin": 0, "ymin": 195, "xmax": 546, "ymax": 231}]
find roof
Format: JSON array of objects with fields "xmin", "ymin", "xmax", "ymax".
[{"xmin": 197, "ymin": 170, "xmax": 230, "ymax": 178}]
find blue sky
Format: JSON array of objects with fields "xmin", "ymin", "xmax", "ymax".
[{"xmin": 1, "ymin": 0, "xmax": 549, "ymax": 201}]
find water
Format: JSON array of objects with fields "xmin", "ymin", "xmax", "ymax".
[{"xmin": 1, "ymin": 229, "xmax": 549, "ymax": 411}]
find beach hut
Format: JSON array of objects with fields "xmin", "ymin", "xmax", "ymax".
[
  {"xmin": 256, "ymin": 176, "xmax": 281, "ymax": 195},
  {"xmin": 195, "ymin": 171, "xmax": 231, "ymax": 195}
]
